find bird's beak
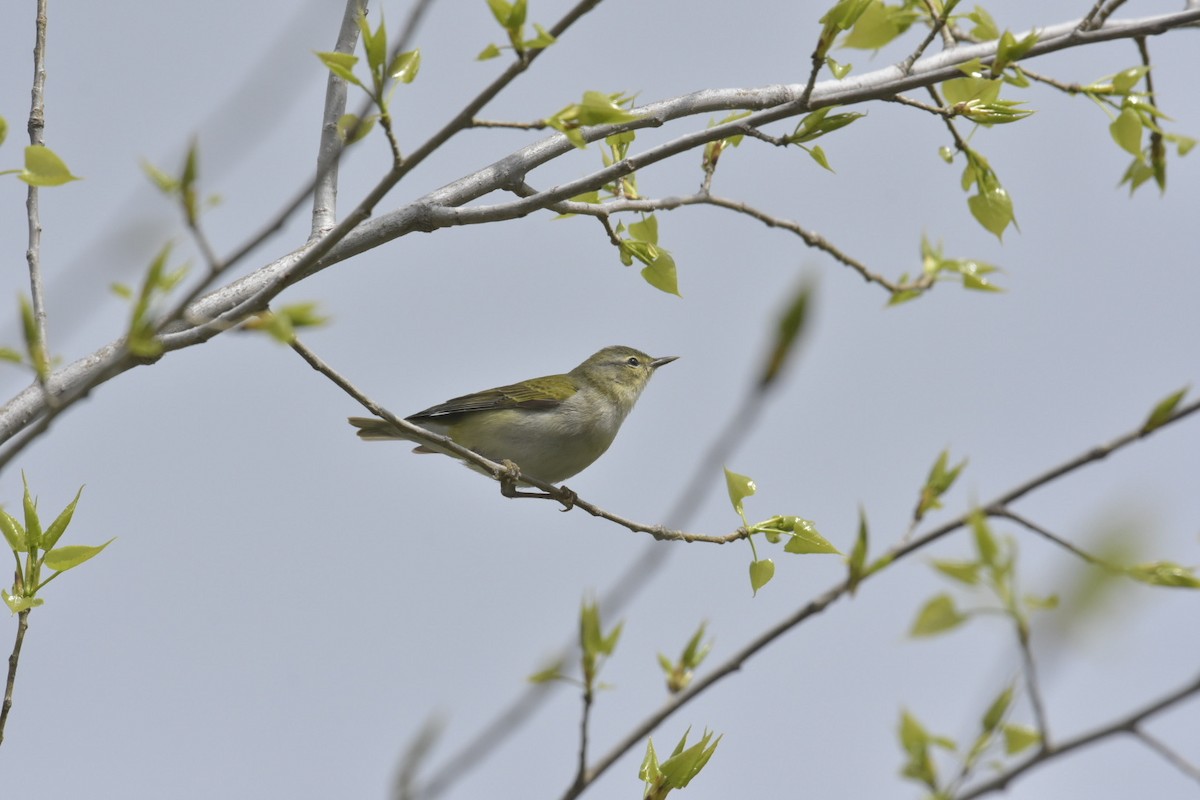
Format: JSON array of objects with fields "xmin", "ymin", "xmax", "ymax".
[{"xmin": 651, "ymin": 355, "xmax": 679, "ymax": 369}]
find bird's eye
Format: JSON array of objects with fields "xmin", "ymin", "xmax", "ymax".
[{"xmin": 626, "ymin": 356, "xmax": 640, "ymax": 367}]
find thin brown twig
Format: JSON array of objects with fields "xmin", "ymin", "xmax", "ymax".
[
  {"xmin": 1132, "ymin": 726, "xmax": 1200, "ymax": 786},
  {"xmin": 901, "ymin": 0, "xmax": 961, "ymax": 73},
  {"xmin": 0, "ymin": 609, "xmax": 30, "ymax": 746},
  {"xmin": 957, "ymin": 671, "xmax": 1200, "ymax": 798},
  {"xmin": 468, "ymin": 118, "xmax": 548, "ymax": 129},
  {"xmin": 559, "ymin": 396, "xmax": 1200, "ymax": 797},
  {"xmin": 989, "ymin": 508, "xmax": 1103, "ymax": 566}
]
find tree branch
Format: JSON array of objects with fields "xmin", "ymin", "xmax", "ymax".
[
  {"xmin": 559, "ymin": 396, "xmax": 1200, "ymax": 796},
  {"xmin": 1, "ymin": 7, "xmax": 1197, "ymax": 463},
  {"xmin": 0, "ymin": 609, "xmax": 30, "ymax": 746},
  {"xmin": 24, "ymin": 0, "xmax": 51, "ymax": 400},
  {"xmin": 957, "ymin": 671, "xmax": 1200, "ymax": 798},
  {"xmin": 311, "ymin": 0, "xmax": 366, "ymax": 237}
]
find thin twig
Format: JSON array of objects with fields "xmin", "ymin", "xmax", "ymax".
[
  {"xmin": 1014, "ymin": 619, "xmax": 1050, "ymax": 743},
  {"xmin": 989, "ymin": 509, "xmax": 1103, "ymax": 566},
  {"xmin": 559, "ymin": 397, "xmax": 1200, "ymax": 796},
  {"xmin": 0, "ymin": 609, "xmax": 31, "ymax": 746},
  {"xmin": 957, "ymin": 671, "xmax": 1200, "ymax": 798},
  {"xmin": 25, "ymin": 0, "xmax": 51, "ymax": 402},
  {"xmin": 901, "ymin": 0, "xmax": 961, "ymax": 74},
  {"xmin": 1096, "ymin": 0, "xmax": 1131, "ymax": 29},
  {"xmin": 887, "ymin": 93, "xmax": 954, "ymax": 117},
  {"xmin": 311, "ymin": 0, "xmax": 366, "ymax": 237},
  {"xmin": 1132, "ymin": 726, "xmax": 1200, "ymax": 786},
  {"xmin": 468, "ymin": 118, "xmax": 549, "ymax": 129}
]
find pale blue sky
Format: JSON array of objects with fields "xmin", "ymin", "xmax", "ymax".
[{"xmin": 1, "ymin": 2, "xmax": 1197, "ymax": 798}]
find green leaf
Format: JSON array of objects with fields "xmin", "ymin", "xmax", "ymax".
[
  {"xmin": 337, "ymin": 113, "xmax": 377, "ymax": 144},
  {"xmin": 967, "ymin": 6, "xmax": 999, "ymax": 40},
  {"xmin": 358, "ymin": 12, "xmax": 388, "ymax": 74},
  {"xmin": 931, "ymin": 559, "xmax": 980, "ymax": 585},
  {"xmin": 639, "ymin": 737, "xmax": 662, "ymax": 786},
  {"xmin": 523, "ymin": 23, "xmax": 557, "ymax": 51},
  {"xmin": 389, "ymin": 49, "xmax": 421, "ymax": 83},
  {"xmin": 627, "ymin": 214, "xmax": 658, "ymax": 244},
  {"xmin": 723, "ymin": 467, "xmax": 756, "ymax": 516},
  {"xmin": 1112, "ymin": 66, "xmax": 1149, "ymax": 94},
  {"xmin": 476, "ymin": 43, "xmax": 502, "ymax": 60},
  {"xmin": 1125, "ymin": 561, "xmax": 1200, "ymax": 589},
  {"xmin": 486, "ymin": 0, "xmax": 512, "ymax": 26},
  {"xmin": 641, "ymin": 251, "xmax": 681, "ymax": 297},
  {"xmin": 315, "ymin": 51, "xmax": 364, "ymax": 88},
  {"xmin": 0, "ymin": 507, "xmax": 26, "ymax": 551},
  {"xmin": 825, "ymin": 55, "xmax": 852, "ymax": 79},
  {"xmin": 992, "ymin": 29, "xmax": 1039, "ymax": 74},
  {"xmin": 1141, "ymin": 386, "xmax": 1187, "ymax": 434},
  {"xmin": 680, "ymin": 622, "xmax": 712, "ymax": 669},
  {"xmin": 967, "ymin": 184, "xmax": 1014, "ymax": 240},
  {"xmin": 910, "ymin": 593, "xmax": 967, "ymax": 637},
  {"xmin": 970, "ymin": 510, "xmax": 998, "ymax": 568},
  {"xmin": 843, "ymin": 0, "xmax": 918, "ymax": 50},
  {"xmin": 20, "ymin": 296, "xmax": 49, "ymax": 379},
  {"xmin": 43, "ymin": 538, "xmax": 114, "ymax": 573},
  {"xmin": 577, "ymin": 91, "xmax": 641, "ymax": 126},
  {"xmin": 658, "ymin": 729, "xmax": 721, "ymax": 790},
  {"xmin": 847, "ymin": 506, "xmax": 868, "ymax": 594},
  {"xmin": 783, "ymin": 520, "xmax": 841, "ymax": 554},
  {"xmin": 749, "ymin": 558, "xmax": 775, "ymax": 596},
  {"xmin": 42, "ymin": 486, "xmax": 83, "ymax": 551},
  {"xmin": 806, "ymin": 145, "xmax": 834, "ymax": 172},
  {"xmin": 0, "ymin": 115, "xmax": 7, "ymax": 147},
  {"xmin": 1002, "ymin": 723, "xmax": 1040, "ymax": 755},
  {"xmin": 22, "ymin": 473, "xmax": 42, "ymax": 550},
  {"xmin": 1110, "ymin": 108, "xmax": 1143, "ymax": 156},
  {"xmin": 981, "ymin": 685, "xmax": 1013, "ymax": 733},
  {"xmin": 0, "ymin": 347, "xmax": 23, "ymax": 363},
  {"xmin": 140, "ymin": 159, "xmax": 178, "ymax": 193},
  {"xmin": 527, "ymin": 662, "xmax": 564, "ymax": 683},
  {"xmin": 3, "ymin": 591, "xmax": 44, "ymax": 613},
  {"xmin": 942, "ymin": 76, "xmax": 1001, "ymax": 106},
  {"xmin": 19, "ymin": 145, "xmax": 81, "ymax": 186},
  {"xmin": 915, "ymin": 450, "xmax": 967, "ymax": 519},
  {"xmin": 758, "ymin": 280, "xmax": 813, "ymax": 388},
  {"xmin": 898, "ymin": 709, "xmax": 939, "ymax": 789}
]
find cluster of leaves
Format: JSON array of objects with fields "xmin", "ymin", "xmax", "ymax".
[
  {"xmin": 786, "ymin": 106, "xmax": 865, "ymax": 172},
  {"xmin": 898, "ymin": 686, "xmax": 1039, "ymax": 796},
  {"xmin": 889, "ymin": 237, "xmax": 1002, "ymax": 305},
  {"xmin": 477, "ymin": 0, "xmax": 556, "ymax": 61},
  {"xmin": 613, "ymin": 215, "xmax": 680, "ymax": 298},
  {"xmin": 912, "ymin": 449, "xmax": 968, "ymax": 525},
  {"xmin": 244, "ymin": 303, "xmax": 330, "ymax": 345},
  {"xmin": 546, "ymin": 90, "xmax": 641, "ymax": 150},
  {"xmin": 722, "ymin": 468, "xmax": 842, "ymax": 595},
  {"xmin": 315, "ymin": 12, "xmax": 421, "ymax": 147},
  {"xmin": 910, "ymin": 511, "xmax": 1058, "ymax": 639},
  {"xmin": 110, "ymin": 244, "xmax": 189, "ymax": 359},
  {"xmin": 1077, "ymin": 66, "xmax": 1197, "ymax": 194},
  {"xmin": 142, "ymin": 142, "xmax": 217, "ymax": 226},
  {"xmin": 640, "ymin": 727, "xmax": 722, "ymax": 800},
  {"xmin": 656, "ymin": 622, "xmax": 713, "ymax": 694},
  {"xmin": 2, "ymin": 476, "xmax": 111, "ymax": 613}
]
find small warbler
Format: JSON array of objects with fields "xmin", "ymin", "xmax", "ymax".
[{"xmin": 348, "ymin": 345, "xmax": 677, "ymax": 486}]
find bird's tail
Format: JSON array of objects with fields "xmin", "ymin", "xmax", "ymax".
[{"xmin": 347, "ymin": 416, "xmax": 410, "ymax": 441}]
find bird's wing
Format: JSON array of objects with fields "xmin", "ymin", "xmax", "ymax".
[{"xmin": 408, "ymin": 375, "xmax": 576, "ymax": 419}]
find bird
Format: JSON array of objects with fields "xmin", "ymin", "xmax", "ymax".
[{"xmin": 348, "ymin": 345, "xmax": 677, "ymax": 491}]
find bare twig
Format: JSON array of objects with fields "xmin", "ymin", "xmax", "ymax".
[
  {"xmin": 957, "ymin": 671, "xmax": 1200, "ymax": 798},
  {"xmin": 25, "ymin": 0, "xmax": 51, "ymax": 401},
  {"xmin": 468, "ymin": 118, "xmax": 549, "ymax": 130},
  {"xmin": 990, "ymin": 509, "xmax": 1104, "ymax": 566},
  {"xmin": 901, "ymin": 0, "xmax": 961, "ymax": 74},
  {"xmin": 1014, "ymin": 619, "xmax": 1050, "ymax": 742},
  {"xmin": 0, "ymin": 609, "xmax": 30, "ymax": 746},
  {"xmin": 1132, "ymin": 726, "xmax": 1200, "ymax": 786}
]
